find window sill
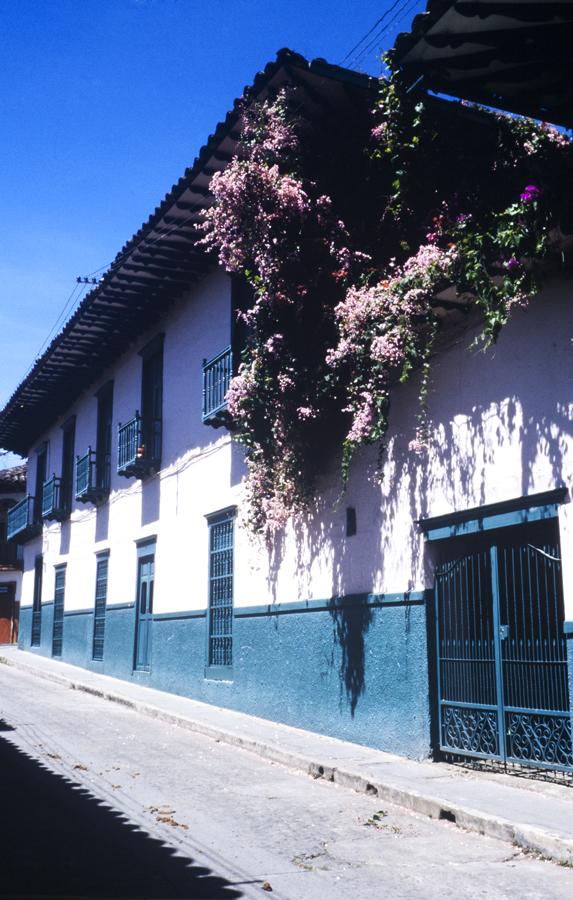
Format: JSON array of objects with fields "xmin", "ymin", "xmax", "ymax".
[{"xmin": 204, "ymin": 665, "xmax": 233, "ymax": 682}]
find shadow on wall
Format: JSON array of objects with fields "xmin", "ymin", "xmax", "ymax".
[
  {"xmin": 326, "ymin": 594, "xmax": 373, "ymax": 716},
  {"xmin": 95, "ymin": 499, "xmax": 110, "ymax": 543},
  {"xmin": 0, "ymin": 729, "xmax": 243, "ymax": 899},
  {"xmin": 142, "ymin": 474, "xmax": 160, "ymax": 527},
  {"xmin": 263, "ymin": 295, "xmax": 573, "ymax": 718},
  {"xmin": 59, "ymin": 520, "xmax": 71, "ymax": 556}
]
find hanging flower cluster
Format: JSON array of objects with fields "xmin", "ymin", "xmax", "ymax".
[
  {"xmin": 200, "ymin": 63, "xmax": 573, "ymax": 533},
  {"xmin": 201, "ymin": 90, "xmax": 366, "ymax": 532},
  {"xmin": 328, "ymin": 244, "xmax": 459, "ymax": 476},
  {"xmin": 327, "ymin": 57, "xmax": 572, "ymax": 475}
]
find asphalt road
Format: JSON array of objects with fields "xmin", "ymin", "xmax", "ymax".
[{"xmin": 0, "ymin": 663, "xmax": 572, "ymax": 899}]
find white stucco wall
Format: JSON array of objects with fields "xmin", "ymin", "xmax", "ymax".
[
  {"xmin": 19, "ymin": 274, "xmax": 573, "ymax": 622},
  {"xmin": 235, "ymin": 278, "xmax": 573, "ymax": 618},
  {"xmin": 21, "ymin": 269, "xmax": 237, "ymax": 613}
]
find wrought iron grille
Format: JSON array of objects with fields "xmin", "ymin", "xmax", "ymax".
[
  {"xmin": 117, "ymin": 412, "xmax": 160, "ymax": 477},
  {"xmin": 7, "ymin": 496, "xmax": 34, "ymax": 541},
  {"xmin": 31, "ymin": 555, "xmax": 43, "ymax": 647},
  {"xmin": 202, "ymin": 347, "xmax": 232, "ymax": 422},
  {"xmin": 76, "ymin": 449, "xmax": 94, "ymax": 498},
  {"xmin": 208, "ymin": 514, "xmax": 234, "ymax": 668},
  {"xmin": 435, "ymin": 523, "xmax": 572, "ymax": 774},
  {"xmin": 499, "ymin": 542, "xmax": 571, "ymax": 768},
  {"xmin": 52, "ymin": 567, "xmax": 66, "ymax": 658},
  {"xmin": 76, "ymin": 448, "xmax": 108, "ymax": 503},
  {"xmin": 118, "ymin": 414, "xmax": 143, "ymax": 473},
  {"xmin": 92, "ymin": 556, "xmax": 108, "ymax": 661},
  {"xmin": 42, "ymin": 475, "xmax": 64, "ymax": 520},
  {"xmin": 31, "ymin": 609, "xmax": 42, "ymax": 647}
]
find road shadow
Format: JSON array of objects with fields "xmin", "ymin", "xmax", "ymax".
[{"xmin": 0, "ymin": 731, "xmax": 245, "ymax": 898}]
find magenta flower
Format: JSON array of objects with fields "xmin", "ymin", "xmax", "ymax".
[
  {"xmin": 520, "ymin": 185, "xmax": 541, "ymax": 203},
  {"xmin": 505, "ymin": 256, "xmax": 521, "ymax": 273}
]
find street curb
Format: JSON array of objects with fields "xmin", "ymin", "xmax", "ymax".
[{"xmin": 2, "ymin": 653, "xmax": 572, "ymax": 866}]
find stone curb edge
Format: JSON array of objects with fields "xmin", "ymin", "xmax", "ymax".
[{"xmin": 2, "ymin": 654, "xmax": 572, "ymax": 866}]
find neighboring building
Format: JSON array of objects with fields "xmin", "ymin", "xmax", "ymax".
[
  {"xmin": 0, "ymin": 464, "xmax": 26, "ymax": 643},
  {"xmin": 0, "ymin": 49, "xmax": 571, "ymax": 774}
]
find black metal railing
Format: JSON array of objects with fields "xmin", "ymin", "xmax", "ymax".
[
  {"xmin": 42, "ymin": 475, "xmax": 66, "ymax": 521},
  {"xmin": 76, "ymin": 448, "xmax": 109, "ymax": 503},
  {"xmin": 202, "ymin": 347, "xmax": 232, "ymax": 426},
  {"xmin": 7, "ymin": 496, "xmax": 38, "ymax": 541},
  {"xmin": 117, "ymin": 412, "xmax": 161, "ymax": 478}
]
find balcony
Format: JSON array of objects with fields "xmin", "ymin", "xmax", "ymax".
[
  {"xmin": 76, "ymin": 448, "xmax": 109, "ymax": 504},
  {"xmin": 117, "ymin": 412, "xmax": 161, "ymax": 479},
  {"xmin": 7, "ymin": 496, "xmax": 40, "ymax": 542},
  {"xmin": 42, "ymin": 475, "xmax": 67, "ymax": 521},
  {"xmin": 202, "ymin": 346, "xmax": 233, "ymax": 427}
]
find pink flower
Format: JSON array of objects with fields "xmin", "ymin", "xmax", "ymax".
[
  {"xmin": 371, "ymin": 122, "xmax": 388, "ymax": 141},
  {"xmin": 347, "ymin": 395, "xmax": 376, "ymax": 443},
  {"xmin": 371, "ymin": 332, "xmax": 405, "ymax": 367}
]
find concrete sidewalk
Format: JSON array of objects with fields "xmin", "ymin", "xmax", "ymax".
[{"xmin": 1, "ymin": 645, "xmax": 572, "ymax": 866}]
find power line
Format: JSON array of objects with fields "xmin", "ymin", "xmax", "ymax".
[
  {"xmin": 83, "ymin": 212, "xmax": 197, "ymax": 281},
  {"xmin": 13, "ymin": 279, "xmax": 90, "ymax": 390},
  {"xmin": 340, "ymin": 0, "xmax": 404, "ymax": 66},
  {"xmin": 343, "ymin": 0, "xmax": 424, "ymax": 71},
  {"xmin": 355, "ymin": 0, "xmax": 421, "ymax": 67},
  {"xmin": 30, "ymin": 281, "xmax": 89, "ymax": 365},
  {"xmin": 21, "ymin": 206, "xmax": 200, "ymax": 391}
]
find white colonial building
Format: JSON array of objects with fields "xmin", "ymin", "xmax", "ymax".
[{"xmin": 1, "ymin": 50, "xmax": 572, "ymax": 772}]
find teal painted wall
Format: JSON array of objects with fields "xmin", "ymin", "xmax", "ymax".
[{"xmin": 18, "ymin": 594, "xmax": 432, "ymax": 758}]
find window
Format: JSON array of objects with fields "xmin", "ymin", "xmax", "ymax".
[
  {"xmin": 52, "ymin": 565, "xmax": 66, "ymax": 657},
  {"xmin": 92, "ymin": 553, "xmax": 109, "ymax": 661},
  {"xmin": 31, "ymin": 555, "xmax": 43, "ymax": 646},
  {"xmin": 96, "ymin": 383, "xmax": 113, "ymax": 493},
  {"xmin": 207, "ymin": 510, "xmax": 235, "ymax": 672},
  {"xmin": 140, "ymin": 335, "xmax": 163, "ymax": 467},
  {"xmin": 118, "ymin": 337, "xmax": 163, "ymax": 479},
  {"xmin": 60, "ymin": 417, "xmax": 76, "ymax": 516},
  {"xmin": 33, "ymin": 444, "xmax": 48, "ymax": 524}
]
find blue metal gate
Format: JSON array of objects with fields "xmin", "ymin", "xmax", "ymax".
[{"xmin": 435, "ymin": 523, "xmax": 572, "ymax": 772}]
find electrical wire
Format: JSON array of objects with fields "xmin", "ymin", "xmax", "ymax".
[
  {"xmin": 340, "ymin": 0, "xmax": 405, "ymax": 66},
  {"xmin": 21, "ymin": 205, "xmax": 199, "ymax": 386},
  {"xmin": 344, "ymin": 0, "xmax": 424, "ymax": 71},
  {"xmin": 84, "ymin": 212, "xmax": 197, "ymax": 280},
  {"xmin": 27, "ymin": 281, "xmax": 89, "ymax": 369},
  {"xmin": 352, "ymin": 0, "xmax": 421, "ymax": 69}
]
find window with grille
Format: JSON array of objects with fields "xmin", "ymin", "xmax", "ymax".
[
  {"xmin": 52, "ymin": 565, "xmax": 66, "ymax": 658},
  {"xmin": 207, "ymin": 511, "xmax": 235, "ymax": 670},
  {"xmin": 92, "ymin": 554, "xmax": 109, "ymax": 661},
  {"xmin": 96, "ymin": 383, "xmax": 113, "ymax": 493},
  {"xmin": 33, "ymin": 444, "xmax": 47, "ymax": 524},
  {"xmin": 60, "ymin": 417, "xmax": 76, "ymax": 515},
  {"xmin": 31, "ymin": 555, "xmax": 43, "ymax": 646}
]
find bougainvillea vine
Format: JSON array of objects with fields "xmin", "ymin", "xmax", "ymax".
[{"xmin": 201, "ymin": 64, "xmax": 573, "ymax": 533}]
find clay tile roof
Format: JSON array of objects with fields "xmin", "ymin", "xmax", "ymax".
[
  {"xmin": 0, "ymin": 464, "xmax": 27, "ymax": 490},
  {"xmin": 0, "ymin": 50, "xmax": 376, "ymax": 456},
  {"xmin": 393, "ymin": 0, "xmax": 573, "ymax": 128}
]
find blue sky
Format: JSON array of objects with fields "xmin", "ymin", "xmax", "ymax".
[{"xmin": 0, "ymin": 0, "xmax": 425, "ymax": 461}]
